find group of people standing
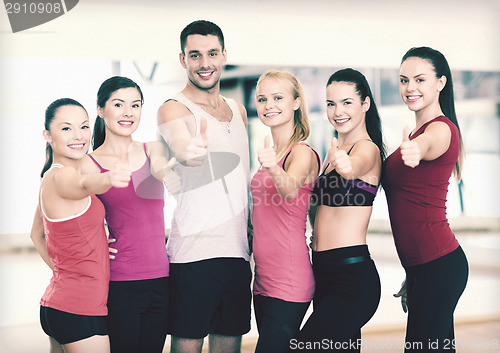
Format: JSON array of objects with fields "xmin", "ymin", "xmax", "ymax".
[{"xmin": 30, "ymin": 19, "xmax": 468, "ymax": 353}]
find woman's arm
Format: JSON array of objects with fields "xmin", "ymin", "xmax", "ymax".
[
  {"xmin": 259, "ymin": 141, "xmax": 318, "ymax": 200},
  {"xmin": 401, "ymin": 122, "xmax": 452, "ymax": 168},
  {"xmin": 327, "ymin": 138, "xmax": 380, "ymax": 181},
  {"xmin": 147, "ymin": 140, "xmax": 171, "ymax": 180},
  {"xmin": 53, "ymin": 163, "xmax": 131, "ymax": 201},
  {"xmin": 147, "ymin": 140, "xmax": 181, "ymax": 194},
  {"xmin": 30, "ymin": 203, "xmax": 54, "ymax": 270},
  {"xmin": 308, "ymin": 199, "xmax": 319, "ymax": 232}
]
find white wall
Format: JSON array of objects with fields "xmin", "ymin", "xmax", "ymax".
[{"xmin": 0, "ymin": 0, "xmax": 499, "ymax": 234}]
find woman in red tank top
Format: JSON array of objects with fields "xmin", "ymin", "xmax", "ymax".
[
  {"xmin": 382, "ymin": 47, "xmax": 468, "ymax": 353},
  {"xmin": 30, "ymin": 98, "xmax": 131, "ymax": 352}
]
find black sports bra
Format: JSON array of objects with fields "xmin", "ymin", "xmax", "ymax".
[{"xmin": 311, "ymin": 144, "xmax": 378, "ymax": 207}]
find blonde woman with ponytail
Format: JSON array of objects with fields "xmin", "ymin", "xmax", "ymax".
[{"xmin": 250, "ymin": 70, "xmax": 320, "ymax": 353}]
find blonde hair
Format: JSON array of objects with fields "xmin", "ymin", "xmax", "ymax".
[{"xmin": 256, "ymin": 70, "xmax": 310, "ymax": 161}]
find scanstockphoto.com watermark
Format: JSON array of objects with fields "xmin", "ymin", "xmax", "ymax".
[
  {"xmin": 289, "ymin": 338, "xmax": 500, "ymax": 351},
  {"xmin": 3, "ymin": 0, "xmax": 79, "ymax": 33}
]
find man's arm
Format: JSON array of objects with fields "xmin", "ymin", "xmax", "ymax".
[{"xmin": 157, "ymin": 100, "xmax": 207, "ymax": 166}]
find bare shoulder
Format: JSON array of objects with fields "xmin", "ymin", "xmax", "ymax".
[
  {"xmin": 80, "ymin": 154, "xmax": 101, "ymax": 174},
  {"xmin": 146, "ymin": 140, "xmax": 164, "ymax": 149},
  {"xmin": 146, "ymin": 139, "xmax": 168, "ymax": 155},
  {"xmin": 52, "ymin": 165, "xmax": 79, "ymax": 185},
  {"xmin": 157, "ymin": 99, "xmax": 193, "ymax": 124},
  {"xmin": 351, "ymin": 139, "xmax": 380, "ymax": 157},
  {"xmin": 287, "ymin": 143, "xmax": 316, "ymax": 165},
  {"xmin": 424, "ymin": 121, "xmax": 452, "ymax": 139}
]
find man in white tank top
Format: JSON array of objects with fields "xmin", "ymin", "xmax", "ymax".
[{"xmin": 157, "ymin": 20, "xmax": 251, "ymax": 353}]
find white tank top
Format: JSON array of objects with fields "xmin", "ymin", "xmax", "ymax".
[{"xmin": 166, "ymin": 93, "xmax": 250, "ymax": 263}]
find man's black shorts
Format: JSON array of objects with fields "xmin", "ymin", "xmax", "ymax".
[{"xmin": 169, "ymin": 257, "xmax": 252, "ymax": 339}]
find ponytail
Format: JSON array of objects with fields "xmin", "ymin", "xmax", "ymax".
[
  {"xmin": 92, "ymin": 116, "xmax": 106, "ymax": 150},
  {"xmin": 40, "ymin": 143, "xmax": 53, "ymax": 178}
]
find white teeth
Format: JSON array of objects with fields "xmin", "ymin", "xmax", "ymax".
[
  {"xmin": 199, "ymin": 72, "xmax": 212, "ymax": 77},
  {"xmin": 335, "ymin": 118, "xmax": 349, "ymax": 124},
  {"xmin": 69, "ymin": 144, "xmax": 84, "ymax": 148},
  {"xmin": 265, "ymin": 112, "xmax": 279, "ymax": 117},
  {"xmin": 119, "ymin": 121, "xmax": 133, "ymax": 125}
]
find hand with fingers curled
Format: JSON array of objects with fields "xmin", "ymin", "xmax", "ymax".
[
  {"xmin": 393, "ymin": 277, "xmax": 409, "ymax": 313},
  {"xmin": 327, "ymin": 137, "xmax": 352, "ymax": 175},
  {"xmin": 108, "ymin": 160, "xmax": 132, "ymax": 189},
  {"xmin": 185, "ymin": 116, "xmax": 208, "ymax": 167},
  {"xmin": 161, "ymin": 157, "xmax": 182, "ymax": 194},
  {"xmin": 258, "ymin": 135, "xmax": 279, "ymax": 173},
  {"xmin": 108, "ymin": 238, "xmax": 118, "ymax": 260},
  {"xmin": 400, "ymin": 126, "xmax": 421, "ymax": 168},
  {"xmin": 308, "ymin": 230, "xmax": 314, "ymax": 250}
]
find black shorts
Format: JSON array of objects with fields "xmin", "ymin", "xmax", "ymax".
[
  {"xmin": 40, "ymin": 306, "xmax": 108, "ymax": 345},
  {"xmin": 169, "ymin": 257, "xmax": 252, "ymax": 339},
  {"xmin": 107, "ymin": 276, "xmax": 170, "ymax": 353}
]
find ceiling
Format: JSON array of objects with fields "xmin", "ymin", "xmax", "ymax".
[{"xmin": 1, "ymin": 0, "xmax": 499, "ymax": 70}]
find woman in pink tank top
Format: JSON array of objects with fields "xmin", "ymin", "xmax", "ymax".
[
  {"xmin": 80, "ymin": 76, "xmax": 177, "ymax": 353},
  {"xmin": 250, "ymin": 70, "xmax": 320, "ymax": 353},
  {"xmin": 30, "ymin": 98, "xmax": 131, "ymax": 352}
]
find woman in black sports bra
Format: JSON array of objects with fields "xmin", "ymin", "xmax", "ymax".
[{"xmin": 293, "ymin": 69, "xmax": 386, "ymax": 352}]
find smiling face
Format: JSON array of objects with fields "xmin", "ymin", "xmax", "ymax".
[
  {"xmin": 98, "ymin": 87, "xmax": 142, "ymax": 137},
  {"xmin": 326, "ymin": 82, "xmax": 369, "ymax": 135},
  {"xmin": 255, "ymin": 77, "xmax": 300, "ymax": 130},
  {"xmin": 180, "ymin": 34, "xmax": 227, "ymax": 92},
  {"xmin": 44, "ymin": 105, "xmax": 90, "ymax": 161},
  {"xmin": 399, "ymin": 56, "xmax": 446, "ymax": 114}
]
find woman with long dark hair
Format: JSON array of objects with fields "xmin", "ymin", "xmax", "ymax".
[
  {"xmin": 31, "ymin": 98, "xmax": 130, "ymax": 353},
  {"xmin": 382, "ymin": 47, "xmax": 468, "ymax": 353},
  {"xmin": 81, "ymin": 76, "xmax": 175, "ymax": 353},
  {"xmin": 293, "ymin": 68, "xmax": 385, "ymax": 352}
]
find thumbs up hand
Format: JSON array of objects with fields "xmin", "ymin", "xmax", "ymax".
[
  {"xmin": 327, "ymin": 137, "xmax": 352, "ymax": 175},
  {"xmin": 109, "ymin": 147, "xmax": 132, "ymax": 188},
  {"xmin": 258, "ymin": 135, "xmax": 278, "ymax": 172},
  {"xmin": 185, "ymin": 117, "xmax": 208, "ymax": 166},
  {"xmin": 400, "ymin": 126, "xmax": 421, "ymax": 168}
]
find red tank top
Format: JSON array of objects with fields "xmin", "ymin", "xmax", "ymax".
[
  {"xmin": 41, "ymin": 195, "xmax": 110, "ymax": 316},
  {"xmin": 382, "ymin": 116, "xmax": 459, "ymax": 267}
]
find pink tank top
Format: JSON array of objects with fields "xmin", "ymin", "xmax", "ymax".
[
  {"xmin": 41, "ymin": 194, "xmax": 109, "ymax": 316},
  {"xmin": 251, "ymin": 143, "xmax": 319, "ymax": 302},
  {"xmin": 88, "ymin": 145, "xmax": 169, "ymax": 281}
]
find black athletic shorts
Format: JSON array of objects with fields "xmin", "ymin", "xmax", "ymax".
[
  {"xmin": 169, "ymin": 257, "xmax": 252, "ymax": 339},
  {"xmin": 40, "ymin": 306, "xmax": 108, "ymax": 345}
]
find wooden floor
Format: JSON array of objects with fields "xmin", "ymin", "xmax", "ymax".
[{"xmin": 182, "ymin": 318, "xmax": 500, "ymax": 353}]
